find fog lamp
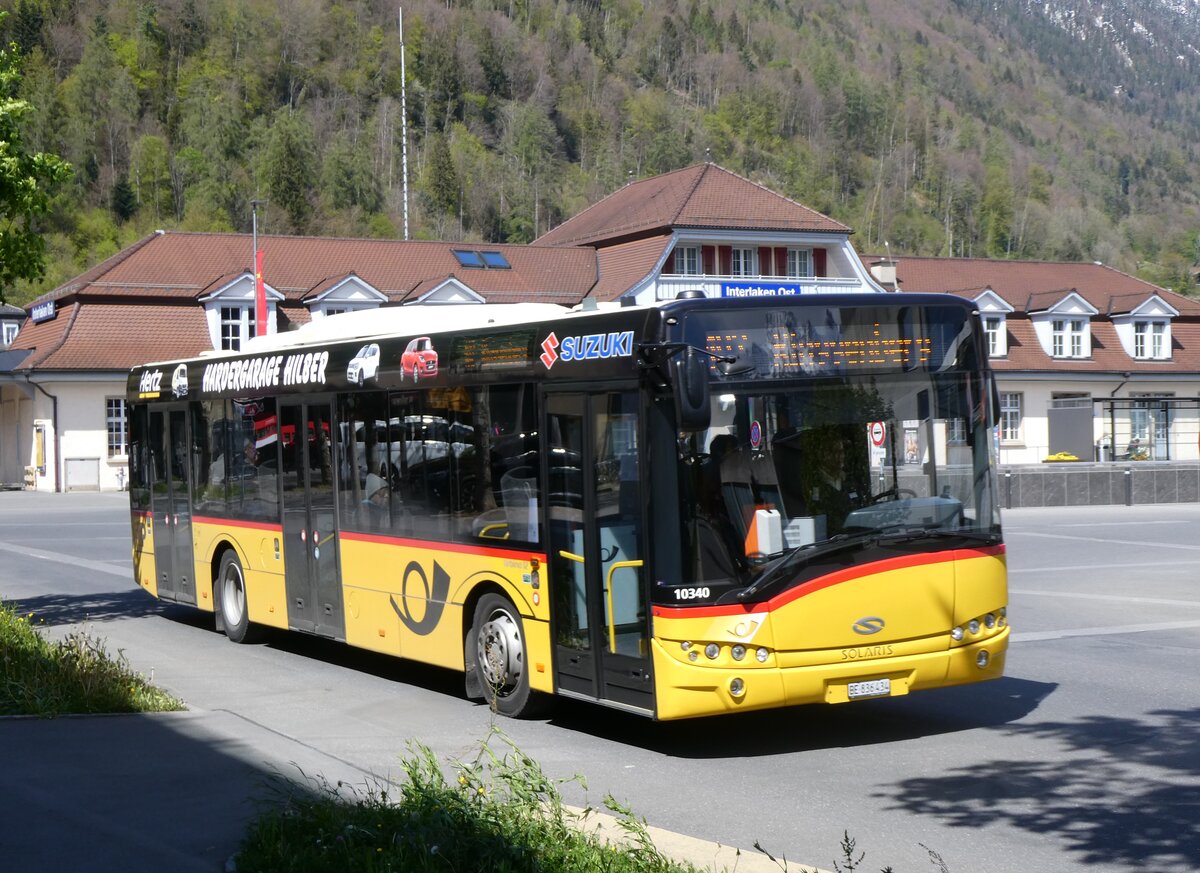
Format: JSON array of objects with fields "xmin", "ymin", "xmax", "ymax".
[
  {"xmin": 729, "ymin": 677, "xmax": 746, "ymax": 698},
  {"xmin": 976, "ymin": 650, "xmax": 990, "ymax": 668}
]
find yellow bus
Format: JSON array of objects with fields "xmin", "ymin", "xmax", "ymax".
[{"xmin": 127, "ymin": 294, "xmax": 1008, "ymax": 720}]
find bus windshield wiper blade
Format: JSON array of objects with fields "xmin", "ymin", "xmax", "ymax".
[
  {"xmin": 736, "ymin": 533, "xmax": 864, "ymax": 602},
  {"xmin": 734, "ymin": 526, "xmax": 999, "ymax": 603}
]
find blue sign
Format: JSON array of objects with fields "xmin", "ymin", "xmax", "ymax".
[
  {"xmin": 720, "ymin": 281, "xmax": 804, "ymax": 299},
  {"xmin": 30, "ymin": 300, "xmax": 56, "ymax": 323}
]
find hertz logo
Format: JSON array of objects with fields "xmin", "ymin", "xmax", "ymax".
[{"xmin": 852, "ymin": 616, "xmax": 886, "ymax": 635}]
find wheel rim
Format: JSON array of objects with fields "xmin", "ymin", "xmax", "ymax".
[
  {"xmin": 222, "ymin": 562, "xmax": 245, "ymax": 627},
  {"xmin": 477, "ymin": 606, "xmax": 523, "ymax": 695}
]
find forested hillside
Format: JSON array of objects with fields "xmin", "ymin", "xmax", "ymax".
[{"xmin": 5, "ymin": 0, "xmax": 1200, "ymax": 304}]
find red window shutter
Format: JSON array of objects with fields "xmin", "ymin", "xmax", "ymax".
[
  {"xmin": 663, "ymin": 250, "xmax": 675, "ymax": 273},
  {"xmin": 813, "ymin": 248, "xmax": 827, "ymax": 277},
  {"xmin": 702, "ymin": 246, "xmax": 716, "ymax": 275},
  {"xmin": 758, "ymin": 247, "xmax": 773, "ymax": 276},
  {"xmin": 774, "ymin": 248, "xmax": 788, "ymax": 276},
  {"xmin": 718, "ymin": 245, "xmax": 733, "ymax": 275}
]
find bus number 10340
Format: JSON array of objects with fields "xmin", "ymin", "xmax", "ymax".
[{"xmin": 673, "ymin": 587, "xmax": 711, "ymax": 601}]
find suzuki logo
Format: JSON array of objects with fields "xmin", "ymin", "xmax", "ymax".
[
  {"xmin": 852, "ymin": 616, "xmax": 886, "ymax": 635},
  {"xmin": 540, "ymin": 332, "xmax": 560, "ymax": 369}
]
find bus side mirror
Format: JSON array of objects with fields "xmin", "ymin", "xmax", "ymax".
[{"xmin": 674, "ymin": 348, "xmax": 711, "ymax": 432}]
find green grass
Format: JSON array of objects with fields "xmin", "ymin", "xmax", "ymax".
[
  {"xmin": 0, "ymin": 600, "xmax": 184, "ymax": 716},
  {"xmin": 237, "ymin": 727, "xmax": 715, "ymax": 873}
]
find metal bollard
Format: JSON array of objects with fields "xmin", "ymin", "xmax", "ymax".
[
  {"xmin": 1125, "ymin": 467, "xmax": 1133, "ymax": 506},
  {"xmin": 1004, "ymin": 470, "xmax": 1013, "ymax": 509}
]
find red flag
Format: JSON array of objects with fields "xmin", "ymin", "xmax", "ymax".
[{"xmin": 255, "ymin": 249, "xmax": 266, "ymax": 335}]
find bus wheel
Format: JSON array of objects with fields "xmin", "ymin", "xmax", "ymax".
[
  {"xmin": 470, "ymin": 594, "xmax": 540, "ymax": 718},
  {"xmin": 218, "ymin": 550, "xmax": 261, "ymax": 644}
]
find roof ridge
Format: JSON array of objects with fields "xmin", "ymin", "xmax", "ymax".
[{"xmin": 671, "ymin": 163, "xmax": 711, "ymax": 225}]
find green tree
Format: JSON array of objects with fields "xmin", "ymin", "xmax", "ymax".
[
  {"xmin": 0, "ymin": 17, "xmax": 72, "ymax": 301},
  {"xmin": 261, "ymin": 109, "xmax": 317, "ymax": 233}
]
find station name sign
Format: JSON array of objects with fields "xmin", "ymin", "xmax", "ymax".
[
  {"xmin": 720, "ymin": 281, "xmax": 806, "ymax": 299},
  {"xmin": 30, "ymin": 300, "xmax": 56, "ymax": 323}
]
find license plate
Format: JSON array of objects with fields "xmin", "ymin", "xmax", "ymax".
[{"xmin": 847, "ymin": 678, "xmax": 891, "ymax": 699}]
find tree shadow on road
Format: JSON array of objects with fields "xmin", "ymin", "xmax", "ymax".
[
  {"xmin": 875, "ymin": 707, "xmax": 1200, "ymax": 870},
  {"xmin": 5, "ymin": 589, "xmax": 170, "ymax": 626}
]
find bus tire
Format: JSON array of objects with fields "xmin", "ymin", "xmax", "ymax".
[
  {"xmin": 218, "ymin": 550, "xmax": 261, "ymax": 644},
  {"xmin": 470, "ymin": 593, "xmax": 543, "ymax": 718}
]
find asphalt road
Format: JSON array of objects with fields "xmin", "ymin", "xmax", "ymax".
[{"xmin": 1, "ymin": 492, "xmax": 1196, "ymax": 873}]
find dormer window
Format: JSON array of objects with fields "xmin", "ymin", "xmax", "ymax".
[
  {"xmin": 984, "ymin": 315, "xmax": 1006, "ymax": 357},
  {"xmin": 1051, "ymin": 318, "xmax": 1088, "ymax": 358},
  {"xmin": 1133, "ymin": 320, "xmax": 1168, "ymax": 359},
  {"xmin": 220, "ymin": 305, "xmax": 257, "ymax": 351}
]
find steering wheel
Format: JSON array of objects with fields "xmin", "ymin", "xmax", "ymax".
[{"xmin": 872, "ymin": 487, "xmax": 917, "ymax": 504}]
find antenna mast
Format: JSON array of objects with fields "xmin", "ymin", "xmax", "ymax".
[{"xmin": 399, "ymin": 6, "xmax": 410, "ymax": 240}]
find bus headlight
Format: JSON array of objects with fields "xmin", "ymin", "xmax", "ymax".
[
  {"xmin": 705, "ymin": 643, "xmax": 720, "ymax": 660},
  {"xmin": 951, "ymin": 626, "xmax": 964, "ymax": 641},
  {"xmin": 984, "ymin": 613, "xmax": 996, "ymax": 629},
  {"xmin": 731, "ymin": 645, "xmax": 746, "ymax": 661},
  {"xmin": 968, "ymin": 619, "xmax": 981, "ymax": 635},
  {"xmin": 756, "ymin": 647, "xmax": 769, "ymax": 663}
]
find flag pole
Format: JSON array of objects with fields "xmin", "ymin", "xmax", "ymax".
[{"xmin": 399, "ymin": 6, "xmax": 410, "ymax": 240}]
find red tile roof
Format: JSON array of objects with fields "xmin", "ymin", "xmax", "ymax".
[
  {"xmin": 536, "ymin": 164, "xmax": 849, "ymax": 247},
  {"xmin": 589, "ymin": 235, "xmax": 674, "ymax": 302},
  {"xmin": 882, "ymin": 255, "xmax": 1200, "ymax": 316},
  {"xmin": 14, "ymin": 302, "xmax": 211, "ymax": 371},
  {"xmin": 44, "ymin": 232, "xmax": 598, "ymax": 304},
  {"xmin": 12, "ymin": 231, "xmax": 601, "ymax": 370}
]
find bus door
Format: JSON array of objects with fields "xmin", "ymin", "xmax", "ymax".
[
  {"xmin": 279, "ymin": 398, "xmax": 344, "ymax": 638},
  {"xmin": 148, "ymin": 406, "xmax": 196, "ymax": 605},
  {"xmin": 545, "ymin": 391, "xmax": 652, "ymax": 713}
]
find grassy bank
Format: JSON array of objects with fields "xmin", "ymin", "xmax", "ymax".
[
  {"xmin": 0, "ymin": 600, "xmax": 184, "ymax": 716},
  {"xmin": 237, "ymin": 728, "xmax": 716, "ymax": 873}
]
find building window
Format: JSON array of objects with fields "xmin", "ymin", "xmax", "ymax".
[
  {"xmin": 1000, "ymin": 392, "xmax": 1022, "ymax": 442},
  {"xmin": 325, "ymin": 307, "xmax": 347, "ymax": 317},
  {"xmin": 1133, "ymin": 321, "xmax": 1167, "ymax": 359},
  {"xmin": 1051, "ymin": 318, "xmax": 1087, "ymax": 358},
  {"xmin": 220, "ymin": 306, "xmax": 257, "ymax": 351},
  {"xmin": 730, "ymin": 248, "xmax": 756, "ymax": 277},
  {"xmin": 786, "ymin": 249, "xmax": 812, "ymax": 278},
  {"xmin": 106, "ymin": 398, "xmax": 128, "ymax": 457},
  {"xmin": 2, "ymin": 322, "xmax": 16, "ymax": 346},
  {"xmin": 673, "ymin": 246, "xmax": 701, "ymax": 275},
  {"xmin": 984, "ymin": 316, "xmax": 1005, "ymax": 357}
]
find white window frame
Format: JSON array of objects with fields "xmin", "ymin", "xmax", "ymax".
[
  {"xmin": 1051, "ymin": 318, "xmax": 1088, "ymax": 358},
  {"xmin": 106, "ymin": 397, "xmax": 128, "ymax": 458},
  {"xmin": 1133, "ymin": 320, "xmax": 1167, "ymax": 359},
  {"xmin": 673, "ymin": 245, "xmax": 701, "ymax": 275},
  {"xmin": 984, "ymin": 316, "xmax": 1005, "ymax": 357},
  {"xmin": 220, "ymin": 305, "xmax": 257, "ymax": 351},
  {"xmin": 1000, "ymin": 392, "xmax": 1023, "ymax": 443},
  {"xmin": 2, "ymin": 322, "xmax": 16, "ymax": 346},
  {"xmin": 786, "ymin": 248, "xmax": 812, "ymax": 278},
  {"xmin": 730, "ymin": 247, "xmax": 757, "ymax": 277}
]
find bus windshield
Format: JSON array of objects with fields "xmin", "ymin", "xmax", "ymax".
[{"xmin": 665, "ymin": 302, "xmax": 1001, "ymax": 606}]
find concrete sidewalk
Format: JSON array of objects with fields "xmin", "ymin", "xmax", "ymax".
[{"xmin": 0, "ymin": 709, "xmax": 824, "ymax": 872}]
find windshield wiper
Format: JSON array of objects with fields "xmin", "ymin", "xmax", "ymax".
[{"xmin": 734, "ymin": 526, "xmax": 999, "ymax": 603}]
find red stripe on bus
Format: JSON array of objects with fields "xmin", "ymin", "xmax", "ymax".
[
  {"xmin": 192, "ymin": 515, "xmax": 283, "ymax": 532},
  {"xmin": 340, "ymin": 530, "xmax": 547, "ymax": 563},
  {"xmin": 651, "ymin": 543, "xmax": 1006, "ymax": 619}
]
